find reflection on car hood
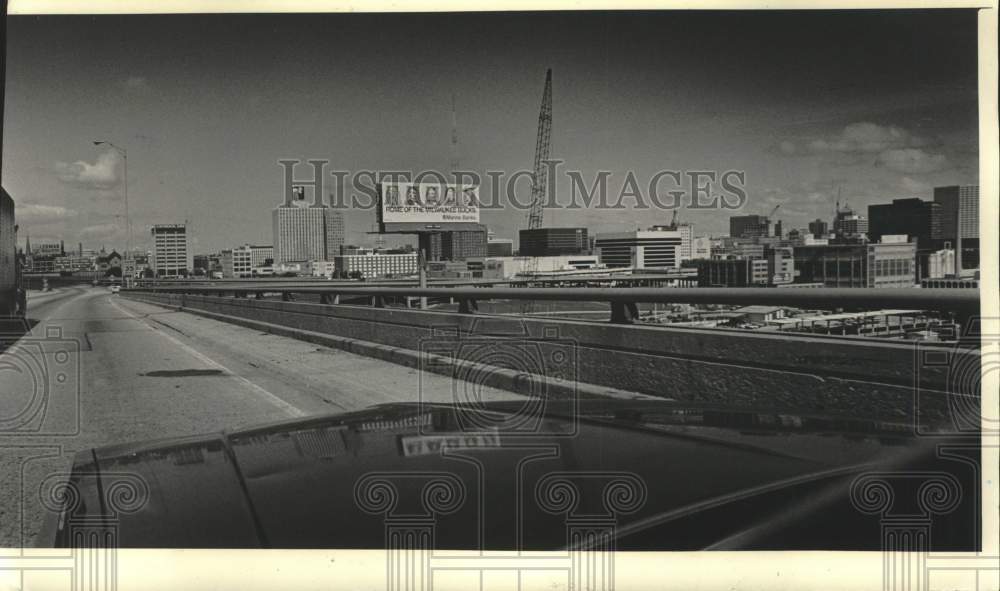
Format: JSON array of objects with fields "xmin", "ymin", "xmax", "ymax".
[{"xmin": 40, "ymin": 399, "xmax": 946, "ymax": 549}]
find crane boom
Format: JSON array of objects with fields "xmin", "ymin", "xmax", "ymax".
[{"xmin": 527, "ymin": 69, "xmax": 552, "ymax": 231}]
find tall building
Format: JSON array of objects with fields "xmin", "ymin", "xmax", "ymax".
[
  {"xmin": 729, "ymin": 215, "xmax": 770, "ymax": 239},
  {"xmin": 934, "ymin": 185, "xmax": 979, "ymax": 270},
  {"xmin": 793, "ymin": 242, "xmax": 916, "ymax": 288},
  {"xmin": 151, "ymin": 223, "xmax": 190, "ymax": 277},
  {"xmin": 272, "ymin": 185, "xmax": 344, "ymax": 265},
  {"xmin": 518, "ymin": 227, "xmax": 589, "ymax": 256},
  {"xmin": 324, "ymin": 209, "xmax": 345, "ymax": 260},
  {"xmin": 868, "ymin": 198, "xmax": 941, "ymax": 250},
  {"xmin": 594, "ymin": 229, "xmax": 684, "ymax": 269},
  {"xmin": 808, "ymin": 219, "xmax": 828, "ymax": 238}
]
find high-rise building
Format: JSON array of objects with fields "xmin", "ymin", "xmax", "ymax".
[
  {"xmin": 324, "ymin": 209, "xmax": 345, "ymax": 260},
  {"xmin": 729, "ymin": 215, "xmax": 770, "ymax": 239},
  {"xmin": 151, "ymin": 224, "xmax": 190, "ymax": 277},
  {"xmin": 518, "ymin": 227, "xmax": 589, "ymax": 256},
  {"xmin": 272, "ymin": 188, "xmax": 344, "ymax": 265},
  {"xmin": 808, "ymin": 219, "xmax": 828, "ymax": 238},
  {"xmin": 934, "ymin": 185, "xmax": 979, "ymax": 241},
  {"xmin": 934, "ymin": 185, "xmax": 979, "ymax": 270},
  {"xmin": 867, "ymin": 198, "xmax": 942, "ymax": 250}
]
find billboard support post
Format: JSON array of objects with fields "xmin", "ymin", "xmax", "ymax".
[{"xmin": 419, "ymin": 247, "xmax": 428, "ymax": 310}]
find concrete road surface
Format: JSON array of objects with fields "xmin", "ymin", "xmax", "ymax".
[{"xmin": 0, "ymin": 287, "xmax": 524, "ymax": 547}]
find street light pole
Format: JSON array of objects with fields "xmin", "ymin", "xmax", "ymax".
[{"xmin": 93, "ymin": 141, "xmax": 130, "ymax": 285}]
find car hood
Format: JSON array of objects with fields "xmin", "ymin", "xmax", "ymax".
[{"xmin": 38, "ymin": 399, "xmax": 949, "ymax": 549}]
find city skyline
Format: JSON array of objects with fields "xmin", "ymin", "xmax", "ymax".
[{"xmin": 2, "ymin": 11, "xmax": 979, "ymax": 253}]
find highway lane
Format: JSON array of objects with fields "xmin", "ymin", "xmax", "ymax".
[{"xmin": 1, "ymin": 287, "xmax": 523, "ymax": 547}]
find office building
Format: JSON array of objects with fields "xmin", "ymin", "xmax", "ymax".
[
  {"xmin": 832, "ymin": 202, "xmax": 868, "ymax": 241},
  {"xmin": 519, "ymin": 227, "xmax": 589, "ymax": 256},
  {"xmin": 934, "ymin": 185, "xmax": 979, "ymax": 270},
  {"xmin": 247, "ymin": 245, "xmax": 274, "ymax": 268},
  {"xmin": 695, "ymin": 245, "xmax": 793, "ymax": 287},
  {"xmin": 221, "ymin": 246, "xmax": 253, "ymax": 278},
  {"xmin": 793, "ymin": 242, "xmax": 916, "ymax": 288},
  {"xmin": 425, "ymin": 225, "xmax": 488, "ymax": 261},
  {"xmin": 272, "ymin": 187, "xmax": 342, "ymax": 265},
  {"xmin": 868, "ymin": 198, "xmax": 942, "ymax": 250},
  {"xmin": 324, "ymin": 210, "xmax": 345, "ymax": 260},
  {"xmin": 151, "ymin": 223, "xmax": 191, "ymax": 277},
  {"xmin": 333, "ymin": 252, "xmax": 418, "ymax": 279},
  {"xmin": 729, "ymin": 215, "xmax": 770, "ymax": 239},
  {"xmin": 273, "ymin": 205, "xmax": 327, "ymax": 264},
  {"xmin": 808, "ymin": 219, "xmax": 828, "ymax": 238},
  {"xmin": 594, "ymin": 229, "xmax": 684, "ymax": 269},
  {"xmin": 487, "ymin": 238, "xmax": 514, "ymax": 257}
]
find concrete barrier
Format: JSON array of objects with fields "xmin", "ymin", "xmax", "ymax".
[{"xmin": 123, "ymin": 291, "xmax": 979, "ymax": 428}]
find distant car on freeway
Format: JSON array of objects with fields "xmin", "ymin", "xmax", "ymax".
[
  {"xmin": 109, "ymin": 284, "xmax": 121, "ymax": 294},
  {"xmin": 36, "ymin": 399, "xmax": 978, "ymax": 551}
]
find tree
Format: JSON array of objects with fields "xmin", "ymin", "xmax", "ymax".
[
  {"xmin": 143, "ymin": 268, "xmax": 155, "ymax": 278},
  {"xmin": 105, "ymin": 266, "xmax": 123, "ymax": 278}
]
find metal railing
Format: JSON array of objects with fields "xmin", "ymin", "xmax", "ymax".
[{"xmin": 125, "ymin": 283, "xmax": 980, "ymax": 327}]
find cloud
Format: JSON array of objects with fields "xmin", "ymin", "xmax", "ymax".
[
  {"xmin": 79, "ymin": 223, "xmax": 123, "ymax": 242},
  {"xmin": 876, "ymin": 148, "xmax": 950, "ymax": 174},
  {"xmin": 15, "ymin": 203, "xmax": 77, "ymax": 224},
  {"xmin": 121, "ymin": 76, "xmax": 152, "ymax": 94},
  {"xmin": 776, "ymin": 122, "xmax": 952, "ymax": 175},
  {"xmin": 54, "ymin": 151, "xmax": 122, "ymax": 190},
  {"xmin": 777, "ymin": 122, "xmax": 929, "ymax": 156},
  {"xmin": 898, "ymin": 176, "xmax": 931, "ymax": 194}
]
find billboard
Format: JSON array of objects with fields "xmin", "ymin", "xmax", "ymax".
[{"xmin": 379, "ymin": 181, "xmax": 480, "ymax": 232}]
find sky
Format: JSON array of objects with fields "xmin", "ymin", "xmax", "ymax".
[{"xmin": 1, "ymin": 10, "xmax": 980, "ymax": 254}]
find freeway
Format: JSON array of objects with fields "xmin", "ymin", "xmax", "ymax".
[{"xmin": 0, "ymin": 287, "xmax": 524, "ymax": 547}]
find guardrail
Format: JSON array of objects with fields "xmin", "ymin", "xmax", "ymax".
[
  {"xmin": 131, "ymin": 272, "xmax": 694, "ymax": 290},
  {"xmin": 126, "ymin": 283, "xmax": 980, "ymax": 327}
]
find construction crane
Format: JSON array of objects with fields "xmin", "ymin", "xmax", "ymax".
[
  {"xmin": 526, "ymin": 69, "xmax": 553, "ymax": 232},
  {"xmin": 522, "ymin": 69, "xmax": 553, "ymax": 287},
  {"xmin": 520, "ymin": 69, "xmax": 552, "ymax": 313}
]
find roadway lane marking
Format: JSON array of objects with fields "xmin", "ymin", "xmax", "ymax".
[{"xmin": 106, "ymin": 296, "xmax": 306, "ymax": 418}]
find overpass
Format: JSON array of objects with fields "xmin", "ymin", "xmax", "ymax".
[{"xmin": 121, "ymin": 282, "xmax": 982, "ymax": 431}]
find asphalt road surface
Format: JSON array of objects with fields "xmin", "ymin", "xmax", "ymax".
[{"xmin": 0, "ymin": 287, "xmax": 523, "ymax": 547}]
